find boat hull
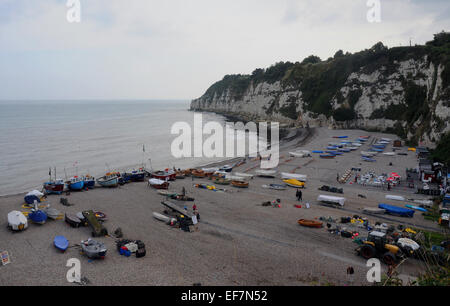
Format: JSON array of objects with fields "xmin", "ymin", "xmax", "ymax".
[
  {"xmin": 298, "ymin": 219, "xmax": 323, "ymax": 228},
  {"xmin": 97, "ymin": 177, "xmax": 119, "ymax": 188}
]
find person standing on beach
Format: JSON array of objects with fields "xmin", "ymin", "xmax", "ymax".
[
  {"xmin": 193, "ymin": 203, "xmax": 197, "ymax": 212},
  {"xmin": 337, "ymin": 173, "xmax": 339, "ymax": 182},
  {"xmin": 296, "ymin": 189, "xmax": 302, "ymax": 201},
  {"xmin": 346, "ymin": 266, "xmax": 354, "ymax": 286}
]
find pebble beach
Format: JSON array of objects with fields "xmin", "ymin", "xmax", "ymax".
[{"xmin": 0, "ymin": 127, "xmax": 440, "ymax": 286}]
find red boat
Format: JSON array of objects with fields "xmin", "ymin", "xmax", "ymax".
[
  {"xmin": 43, "ymin": 179, "xmax": 65, "ymax": 194},
  {"xmin": 151, "ymin": 169, "xmax": 176, "ymax": 181}
]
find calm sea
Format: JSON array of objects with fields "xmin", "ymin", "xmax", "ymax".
[{"xmin": 0, "ymin": 100, "xmax": 235, "ymax": 196}]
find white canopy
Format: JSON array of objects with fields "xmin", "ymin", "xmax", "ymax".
[
  {"xmin": 385, "ymin": 195, "xmax": 405, "ymax": 201},
  {"xmin": 26, "ymin": 190, "xmax": 44, "ymax": 197},
  {"xmin": 317, "ymin": 195, "xmax": 345, "ymax": 206},
  {"xmin": 149, "ymin": 178, "xmax": 166, "ymax": 185}
]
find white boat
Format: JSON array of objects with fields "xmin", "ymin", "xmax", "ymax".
[
  {"xmin": 347, "ymin": 146, "xmax": 359, "ymax": 150},
  {"xmin": 383, "ymin": 152, "xmax": 396, "ymax": 156},
  {"xmin": 255, "ymin": 169, "xmax": 277, "ymax": 178},
  {"xmin": 7, "ymin": 211, "xmax": 28, "ymax": 231},
  {"xmin": 289, "ymin": 150, "xmax": 311, "ymax": 158},
  {"xmin": 363, "ymin": 207, "xmax": 386, "ymax": 214},
  {"xmin": 202, "ymin": 167, "xmax": 219, "ymax": 173},
  {"xmin": 380, "ymin": 138, "xmax": 392, "ymax": 142},
  {"xmin": 413, "ymin": 199, "xmax": 433, "ymax": 207},
  {"xmin": 352, "ymin": 143, "xmax": 363, "ymax": 147},
  {"xmin": 234, "ymin": 172, "xmax": 254, "ymax": 179},
  {"xmin": 385, "ymin": 195, "xmax": 405, "ymax": 201},
  {"xmin": 226, "ymin": 174, "xmax": 250, "ymax": 181},
  {"xmin": 152, "ymin": 212, "xmax": 176, "ymax": 223},
  {"xmin": 281, "ymin": 172, "xmax": 307, "ymax": 182},
  {"xmin": 361, "ymin": 151, "xmax": 377, "ymax": 156},
  {"xmin": 317, "ymin": 195, "xmax": 345, "ymax": 207}
]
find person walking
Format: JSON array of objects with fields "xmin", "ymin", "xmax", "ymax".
[
  {"xmin": 346, "ymin": 266, "xmax": 355, "ymax": 286},
  {"xmin": 296, "ymin": 189, "xmax": 303, "ymax": 201}
]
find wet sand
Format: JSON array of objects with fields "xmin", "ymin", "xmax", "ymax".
[{"xmin": 0, "ymin": 128, "xmax": 440, "ymax": 286}]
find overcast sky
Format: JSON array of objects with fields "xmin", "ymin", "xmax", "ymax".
[{"xmin": 0, "ymin": 0, "xmax": 449, "ymax": 100}]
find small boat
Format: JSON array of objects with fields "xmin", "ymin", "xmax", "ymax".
[
  {"xmin": 362, "ymin": 157, "xmax": 376, "ymax": 162},
  {"xmin": 385, "ymin": 195, "xmax": 405, "ymax": 201},
  {"xmin": 331, "ymin": 152, "xmax": 344, "ymax": 155},
  {"xmin": 405, "ymin": 204, "xmax": 428, "ymax": 212},
  {"xmin": 152, "ymin": 212, "xmax": 176, "ymax": 224},
  {"xmin": 29, "ymin": 209, "xmax": 47, "ymax": 224},
  {"xmin": 175, "ymin": 171, "xmax": 186, "ymax": 179},
  {"xmin": 281, "ymin": 173, "xmax": 307, "ymax": 182},
  {"xmin": 80, "ymin": 238, "xmax": 107, "ymax": 259},
  {"xmin": 255, "ymin": 169, "xmax": 277, "ymax": 178},
  {"xmin": 7, "ymin": 211, "xmax": 28, "ymax": 231},
  {"xmin": 378, "ymin": 204, "xmax": 415, "ymax": 217},
  {"xmin": 68, "ymin": 176, "xmax": 84, "ymax": 191},
  {"xmin": 54, "ymin": 236, "xmax": 69, "ymax": 252},
  {"xmin": 65, "ymin": 213, "xmax": 82, "ymax": 228},
  {"xmin": 283, "ymin": 179, "xmax": 305, "ymax": 188},
  {"xmin": 83, "ymin": 175, "xmax": 96, "ymax": 189},
  {"xmin": 338, "ymin": 148, "xmax": 351, "ymax": 153},
  {"xmin": 231, "ymin": 180, "xmax": 249, "ymax": 188},
  {"xmin": 125, "ymin": 168, "xmax": 146, "ymax": 182},
  {"xmin": 298, "ymin": 219, "xmax": 323, "ymax": 228},
  {"xmin": 148, "ymin": 178, "xmax": 169, "ymax": 189},
  {"xmin": 262, "ymin": 184, "xmax": 287, "ymax": 190},
  {"xmin": 361, "ymin": 151, "xmax": 377, "ymax": 156},
  {"xmin": 351, "ymin": 143, "xmax": 363, "ymax": 147},
  {"xmin": 43, "ymin": 179, "xmax": 65, "ymax": 194},
  {"xmin": 320, "ymin": 154, "xmax": 335, "ymax": 159},
  {"xmin": 370, "ymin": 148, "xmax": 384, "ymax": 152},
  {"xmin": 234, "ymin": 173, "xmax": 254, "ymax": 179},
  {"xmin": 42, "ymin": 207, "xmax": 62, "ymax": 220},
  {"xmin": 289, "ymin": 150, "xmax": 311, "ymax": 158},
  {"xmin": 213, "ymin": 177, "xmax": 231, "ymax": 185},
  {"xmin": 372, "ymin": 145, "xmax": 386, "ymax": 149},
  {"xmin": 327, "ymin": 146, "xmax": 338, "ymax": 150},
  {"xmin": 157, "ymin": 190, "xmax": 177, "ymax": 197},
  {"xmin": 219, "ymin": 165, "xmax": 233, "ymax": 172},
  {"xmin": 383, "ymin": 152, "xmax": 396, "ymax": 156},
  {"xmin": 191, "ymin": 169, "xmax": 206, "ymax": 178},
  {"xmin": 317, "ymin": 195, "xmax": 345, "ymax": 206},
  {"xmin": 312, "ymin": 150, "xmax": 324, "ymax": 153},
  {"xmin": 333, "ymin": 136, "xmax": 348, "ymax": 139},
  {"xmin": 151, "ymin": 169, "xmax": 176, "ymax": 181},
  {"xmin": 346, "ymin": 146, "xmax": 359, "ymax": 150},
  {"xmin": 24, "ymin": 190, "xmax": 44, "ymax": 205},
  {"xmin": 97, "ymin": 173, "xmax": 119, "ymax": 188},
  {"xmin": 363, "ymin": 207, "xmax": 386, "ymax": 214}
]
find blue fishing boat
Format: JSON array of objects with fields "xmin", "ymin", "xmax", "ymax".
[
  {"xmin": 126, "ymin": 168, "xmax": 146, "ymax": 182},
  {"xmin": 97, "ymin": 173, "xmax": 119, "ymax": 188},
  {"xmin": 372, "ymin": 145, "xmax": 386, "ymax": 149},
  {"xmin": 29, "ymin": 209, "xmax": 48, "ymax": 224},
  {"xmin": 362, "ymin": 156, "xmax": 376, "ymax": 162},
  {"xmin": 83, "ymin": 175, "xmax": 95, "ymax": 189},
  {"xmin": 338, "ymin": 148, "xmax": 351, "ymax": 153},
  {"xmin": 68, "ymin": 176, "xmax": 84, "ymax": 190},
  {"xmin": 370, "ymin": 148, "xmax": 384, "ymax": 152},
  {"xmin": 331, "ymin": 152, "xmax": 344, "ymax": 155},
  {"xmin": 333, "ymin": 136, "xmax": 348, "ymax": 139},
  {"xmin": 54, "ymin": 236, "xmax": 69, "ymax": 252},
  {"xmin": 312, "ymin": 150, "xmax": 324, "ymax": 153},
  {"xmin": 379, "ymin": 204, "xmax": 415, "ymax": 217}
]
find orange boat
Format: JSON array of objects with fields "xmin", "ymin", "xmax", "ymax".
[
  {"xmin": 231, "ymin": 180, "xmax": 249, "ymax": 188},
  {"xmin": 191, "ymin": 170, "xmax": 206, "ymax": 178},
  {"xmin": 298, "ymin": 219, "xmax": 323, "ymax": 228}
]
